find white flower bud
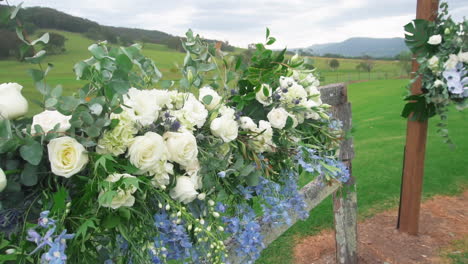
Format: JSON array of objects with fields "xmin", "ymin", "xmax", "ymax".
[{"xmin": 208, "ymin": 200, "xmax": 215, "ymax": 206}]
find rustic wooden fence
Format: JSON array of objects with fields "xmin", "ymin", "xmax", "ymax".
[{"xmin": 226, "ymin": 83, "xmax": 357, "ymax": 264}]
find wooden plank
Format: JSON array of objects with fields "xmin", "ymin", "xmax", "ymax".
[
  {"xmin": 319, "ymin": 83, "xmax": 347, "ymax": 106},
  {"xmin": 226, "ymin": 177, "xmax": 341, "ymax": 264},
  {"xmin": 398, "ymin": 0, "xmax": 439, "ymax": 235},
  {"xmin": 333, "ymin": 162, "xmax": 358, "ymax": 264},
  {"xmin": 330, "ymin": 102, "xmax": 354, "ymax": 161}
]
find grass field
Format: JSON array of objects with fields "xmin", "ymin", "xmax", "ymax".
[{"xmin": 257, "ymin": 79, "xmax": 468, "ymax": 264}]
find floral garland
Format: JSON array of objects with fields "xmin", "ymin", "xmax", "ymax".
[
  {"xmin": 0, "ymin": 5, "xmax": 348, "ymax": 264},
  {"xmin": 401, "ymin": 2, "xmax": 467, "ymax": 142}
]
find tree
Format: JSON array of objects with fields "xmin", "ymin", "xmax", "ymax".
[
  {"xmin": 397, "ymin": 51, "xmax": 412, "ymax": 77},
  {"xmin": 329, "ymin": 59, "xmax": 340, "ymax": 71},
  {"xmin": 41, "ymin": 32, "xmax": 67, "ymax": 54},
  {"xmin": 356, "ymin": 57, "xmax": 374, "ymax": 80}
]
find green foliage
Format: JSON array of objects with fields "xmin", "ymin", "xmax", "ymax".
[
  {"xmin": 328, "ymin": 58, "xmax": 340, "ymax": 71},
  {"xmin": 401, "ymin": 94, "xmax": 436, "ymax": 121}
]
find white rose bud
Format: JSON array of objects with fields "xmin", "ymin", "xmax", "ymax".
[
  {"xmin": 0, "ymin": 83, "xmax": 28, "ymax": 120},
  {"xmin": 5, "ymin": 248, "xmax": 15, "ymax": 255},
  {"xmin": 212, "ymin": 212, "xmax": 220, "ymax": 218},
  {"xmin": 210, "ymin": 115, "xmax": 239, "ymax": 142},
  {"xmin": 47, "ymin": 137, "xmax": 89, "ymax": 178},
  {"xmin": 444, "ymin": 28, "xmax": 450, "ymax": 35},
  {"xmin": 199, "ymin": 86, "xmax": 222, "ymax": 110},
  {"xmin": 170, "ymin": 176, "xmax": 198, "ymax": 204},
  {"xmin": 31, "ymin": 110, "xmax": 71, "ymax": 134},
  {"xmin": 164, "ymin": 131, "xmax": 198, "ymax": 167},
  {"xmin": 267, "ymin": 107, "xmax": 290, "ymax": 129},
  {"xmin": 0, "ymin": 168, "xmax": 6, "ymax": 192},
  {"xmin": 427, "ymin": 56, "xmax": 439, "ymax": 72},
  {"xmin": 427, "ymin": 34, "xmax": 442, "ymax": 45},
  {"xmin": 197, "ymin": 192, "xmax": 206, "ymax": 200},
  {"xmin": 255, "ymin": 84, "xmax": 272, "ymax": 106},
  {"xmin": 458, "ymin": 51, "xmax": 468, "ymax": 63},
  {"xmin": 434, "ymin": 80, "xmax": 444, "ymax": 87},
  {"xmin": 239, "ymin": 116, "xmax": 257, "ymax": 131}
]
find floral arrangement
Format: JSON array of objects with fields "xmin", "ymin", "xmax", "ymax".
[
  {"xmin": 0, "ymin": 5, "xmax": 348, "ymax": 264},
  {"xmin": 402, "ymin": 2, "xmax": 467, "ymax": 141}
]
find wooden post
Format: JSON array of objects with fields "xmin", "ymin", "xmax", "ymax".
[{"xmin": 398, "ymin": 0, "xmax": 439, "ymax": 235}]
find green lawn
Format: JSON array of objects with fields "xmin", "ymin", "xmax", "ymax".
[{"xmin": 257, "ymin": 79, "xmax": 468, "ymax": 264}]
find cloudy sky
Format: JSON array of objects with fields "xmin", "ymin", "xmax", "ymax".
[{"xmin": 8, "ymin": 0, "xmax": 468, "ymax": 49}]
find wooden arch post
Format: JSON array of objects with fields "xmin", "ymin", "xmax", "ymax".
[{"xmin": 397, "ymin": 0, "xmax": 439, "ymax": 235}]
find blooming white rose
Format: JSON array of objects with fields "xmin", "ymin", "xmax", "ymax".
[
  {"xmin": 164, "ymin": 131, "xmax": 198, "ymax": 167},
  {"xmin": 255, "ymin": 84, "xmax": 272, "ymax": 106},
  {"xmin": 239, "ymin": 116, "xmax": 257, "ymax": 131},
  {"xmin": 267, "ymin": 107, "xmax": 290, "ymax": 129},
  {"xmin": 279, "ymin": 83, "xmax": 308, "ymax": 106},
  {"xmin": 48, "ymin": 137, "xmax": 88, "ymax": 178},
  {"xmin": 124, "ymin": 88, "xmax": 160, "ymax": 126},
  {"xmin": 127, "ymin": 132, "xmax": 169, "ymax": 175},
  {"xmin": 199, "ymin": 86, "xmax": 222, "ymax": 110},
  {"xmin": 210, "ymin": 114, "xmax": 239, "ymax": 142},
  {"xmin": 150, "ymin": 162, "xmax": 173, "ymax": 188},
  {"xmin": 0, "ymin": 83, "xmax": 28, "ymax": 120},
  {"xmin": 306, "ymin": 85, "xmax": 320, "ymax": 96},
  {"xmin": 458, "ymin": 51, "xmax": 468, "ymax": 63},
  {"xmin": 218, "ymin": 105, "xmax": 236, "ymax": 119},
  {"xmin": 31, "ymin": 110, "xmax": 71, "ymax": 134},
  {"xmin": 170, "ymin": 176, "xmax": 198, "ymax": 204},
  {"xmin": 434, "ymin": 80, "xmax": 445, "ymax": 87},
  {"xmin": 0, "ymin": 168, "xmax": 6, "ymax": 192},
  {"xmin": 177, "ymin": 96, "xmax": 208, "ymax": 129},
  {"xmin": 428, "ymin": 56, "xmax": 440, "ymax": 72},
  {"xmin": 444, "ymin": 54, "xmax": 459, "ymax": 70},
  {"xmin": 151, "ymin": 89, "xmax": 173, "ymax": 109},
  {"xmin": 427, "ymin": 34, "xmax": 442, "ymax": 45}
]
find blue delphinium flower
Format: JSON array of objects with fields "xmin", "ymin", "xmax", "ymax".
[
  {"xmin": 151, "ymin": 209, "xmax": 193, "ymax": 262},
  {"xmin": 223, "ymin": 204, "xmax": 264, "ymax": 264},
  {"xmin": 296, "ymin": 147, "xmax": 350, "ymax": 183},
  {"xmin": 26, "ymin": 211, "xmax": 74, "ymax": 264}
]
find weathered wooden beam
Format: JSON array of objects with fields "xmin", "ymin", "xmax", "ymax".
[
  {"xmin": 398, "ymin": 0, "xmax": 439, "ymax": 235},
  {"xmin": 333, "ymin": 162, "xmax": 358, "ymax": 264},
  {"xmin": 319, "ymin": 83, "xmax": 347, "ymax": 106}
]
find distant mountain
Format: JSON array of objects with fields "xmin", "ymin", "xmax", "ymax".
[{"xmin": 303, "ymin": 37, "xmax": 409, "ymax": 58}]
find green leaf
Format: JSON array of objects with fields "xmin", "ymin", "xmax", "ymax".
[
  {"xmin": 109, "ymin": 79, "xmax": 130, "ymax": 94},
  {"xmin": 27, "ymin": 69, "xmax": 44, "ymax": 82},
  {"xmin": 25, "ymin": 50, "xmax": 46, "ymax": 64},
  {"xmin": 10, "ymin": 3, "xmax": 23, "ymax": 19},
  {"xmin": 76, "ymin": 219, "xmax": 97, "ymax": 240},
  {"xmin": 20, "ymin": 163, "xmax": 38, "ymax": 186},
  {"xmin": 20, "ymin": 141, "xmax": 43, "ymax": 166},
  {"xmin": 246, "ymin": 170, "xmax": 261, "ymax": 186},
  {"xmin": 88, "ymin": 44, "xmax": 106, "ymax": 60},
  {"xmin": 401, "ymin": 95, "xmax": 436, "ymax": 121},
  {"xmin": 31, "ymin": 32, "xmax": 50, "ymax": 45},
  {"xmin": 284, "ymin": 116, "xmax": 294, "ymax": 129},
  {"xmin": 51, "ymin": 85, "xmax": 63, "ymax": 98},
  {"xmin": 74, "ymin": 61, "xmax": 89, "ymax": 79},
  {"xmin": 45, "ymin": 97, "xmax": 58, "ymax": 108},
  {"xmin": 118, "ymin": 207, "xmax": 131, "ymax": 220},
  {"xmin": 266, "ymin": 28, "xmax": 270, "ymax": 39},
  {"xmin": 116, "ymin": 54, "xmax": 133, "ymax": 73},
  {"xmin": 240, "ymin": 164, "xmax": 255, "ymax": 177},
  {"xmin": 404, "ymin": 19, "xmax": 430, "ymax": 54},
  {"xmin": 0, "ymin": 6, "xmax": 10, "ymax": 24},
  {"xmin": 266, "ymin": 37, "xmax": 276, "ymax": 45},
  {"xmin": 51, "ymin": 187, "xmax": 68, "ymax": 214},
  {"xmin": 102, "ymin": 213, "xmax": 121, "ymax": 229},
  {"xmin": 202, "ymin": 95, "xmax": 213, "ymax": 105}
]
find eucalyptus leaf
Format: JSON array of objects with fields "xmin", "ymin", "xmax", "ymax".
[
  {"xmin": 20, "ymin": 163, "xmax": 38, "ymax": 186},
  {"xmin": 20, "ymin": 141, "xmax": 43, "ymax": 166}
]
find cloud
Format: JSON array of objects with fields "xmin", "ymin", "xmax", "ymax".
[{"xmin": 8, "ymin": 0, "xmax": 468, "ymax": 48}]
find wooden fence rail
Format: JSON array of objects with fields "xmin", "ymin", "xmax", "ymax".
[{"xmin": 226, "ymin": 83, "xmax": 357, "ymax": 264}]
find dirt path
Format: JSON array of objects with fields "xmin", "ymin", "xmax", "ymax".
[{"xmin": 294, "ymin": 191, "xmax": 468, "ymax": 264}]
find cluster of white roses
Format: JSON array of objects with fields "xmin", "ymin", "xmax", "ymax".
[{"xmin": 0, "ymin": 75, "xmax": 327, "ymax": 207}]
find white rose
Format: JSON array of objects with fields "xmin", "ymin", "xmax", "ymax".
[
  {"xmin": 31, "ymin": 110, "xmax": 71, "ymax": 134},
  {"xmin": 124, "ymin": 88, "xmax": 160, "ymax": 126},
  {"xmin": 279, "ymin": 76, "xmax": 295, "ymax": 89},
  {"xmin": 170, "ymin": 176, "xmax": 198, "ymax": 204},
  {"xmin": 256, "ymin": 84, "xmax": 272, "ymax": 106},
  {"xmin": 151, "ymin": 162, "xmax": 173, "ymax": 188},
  {"xmin": 251, "ymin": 120, "xmax": 275, "ymax": 153},
  {"xmin": 164, "ymin": 131, "xmax": 198, "ymax": 167},
  {"xmin": 210, "ymin": 114, "xmax": 239, "ymax": 142},
  {"xmin": 428, "ymin": 56, "xmax": 440, "ymax": 72},
  {"xmin": 0, "ymin": 168, "xmax": 6, "ymax": 192},
  {"xmin": 267, "ymin": 107, "xmax": 289, "ymax": 129},
  {"xmin": 48, "ymin": 137, "xmax": 88, "ymax": 178},
  {"xmin": 178, "ymin": 96, "xmax": 208, "ymax": 128},
  {"xmin": 458, "ymin": 51, "xmax": 468, "ymax": 63},
  {"xmin": 444, "ymin": 54, "xmax": 459, "ymax": 70},
  {"xmin": 151, "ymin": 89, "xmax": 173, "ymax": 109},
  {"xmin": 127, "ymin": 132, "xmax": 169, "ymax": 175},
  {"xmin": 434, "ymin": 80, "xmax": 445, "ymax": 87},
  {"xmin": 218, "ymin": 105, "xmax": 236, "ymax": 119},
  {"xmin": 99, "ymin": 173, "xmax": 137, "ymax": 209},
  {"xmin": 427, "ymin": 34, "xmax": 442, "ymax": 45},
  {"xmin": 199, "ymin": 86, "xmax": 222, "ymax": 110},
  {"xmin": 239, "ymin": 116, "xmax": 257, "ymax": 130},
  {"xmin": 279, "ymin": 83, "xmax": 308, "ymax": 106},
  {"xmin": 0, "ymin": 83, "xmax": 28, "ymax": 120}
]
